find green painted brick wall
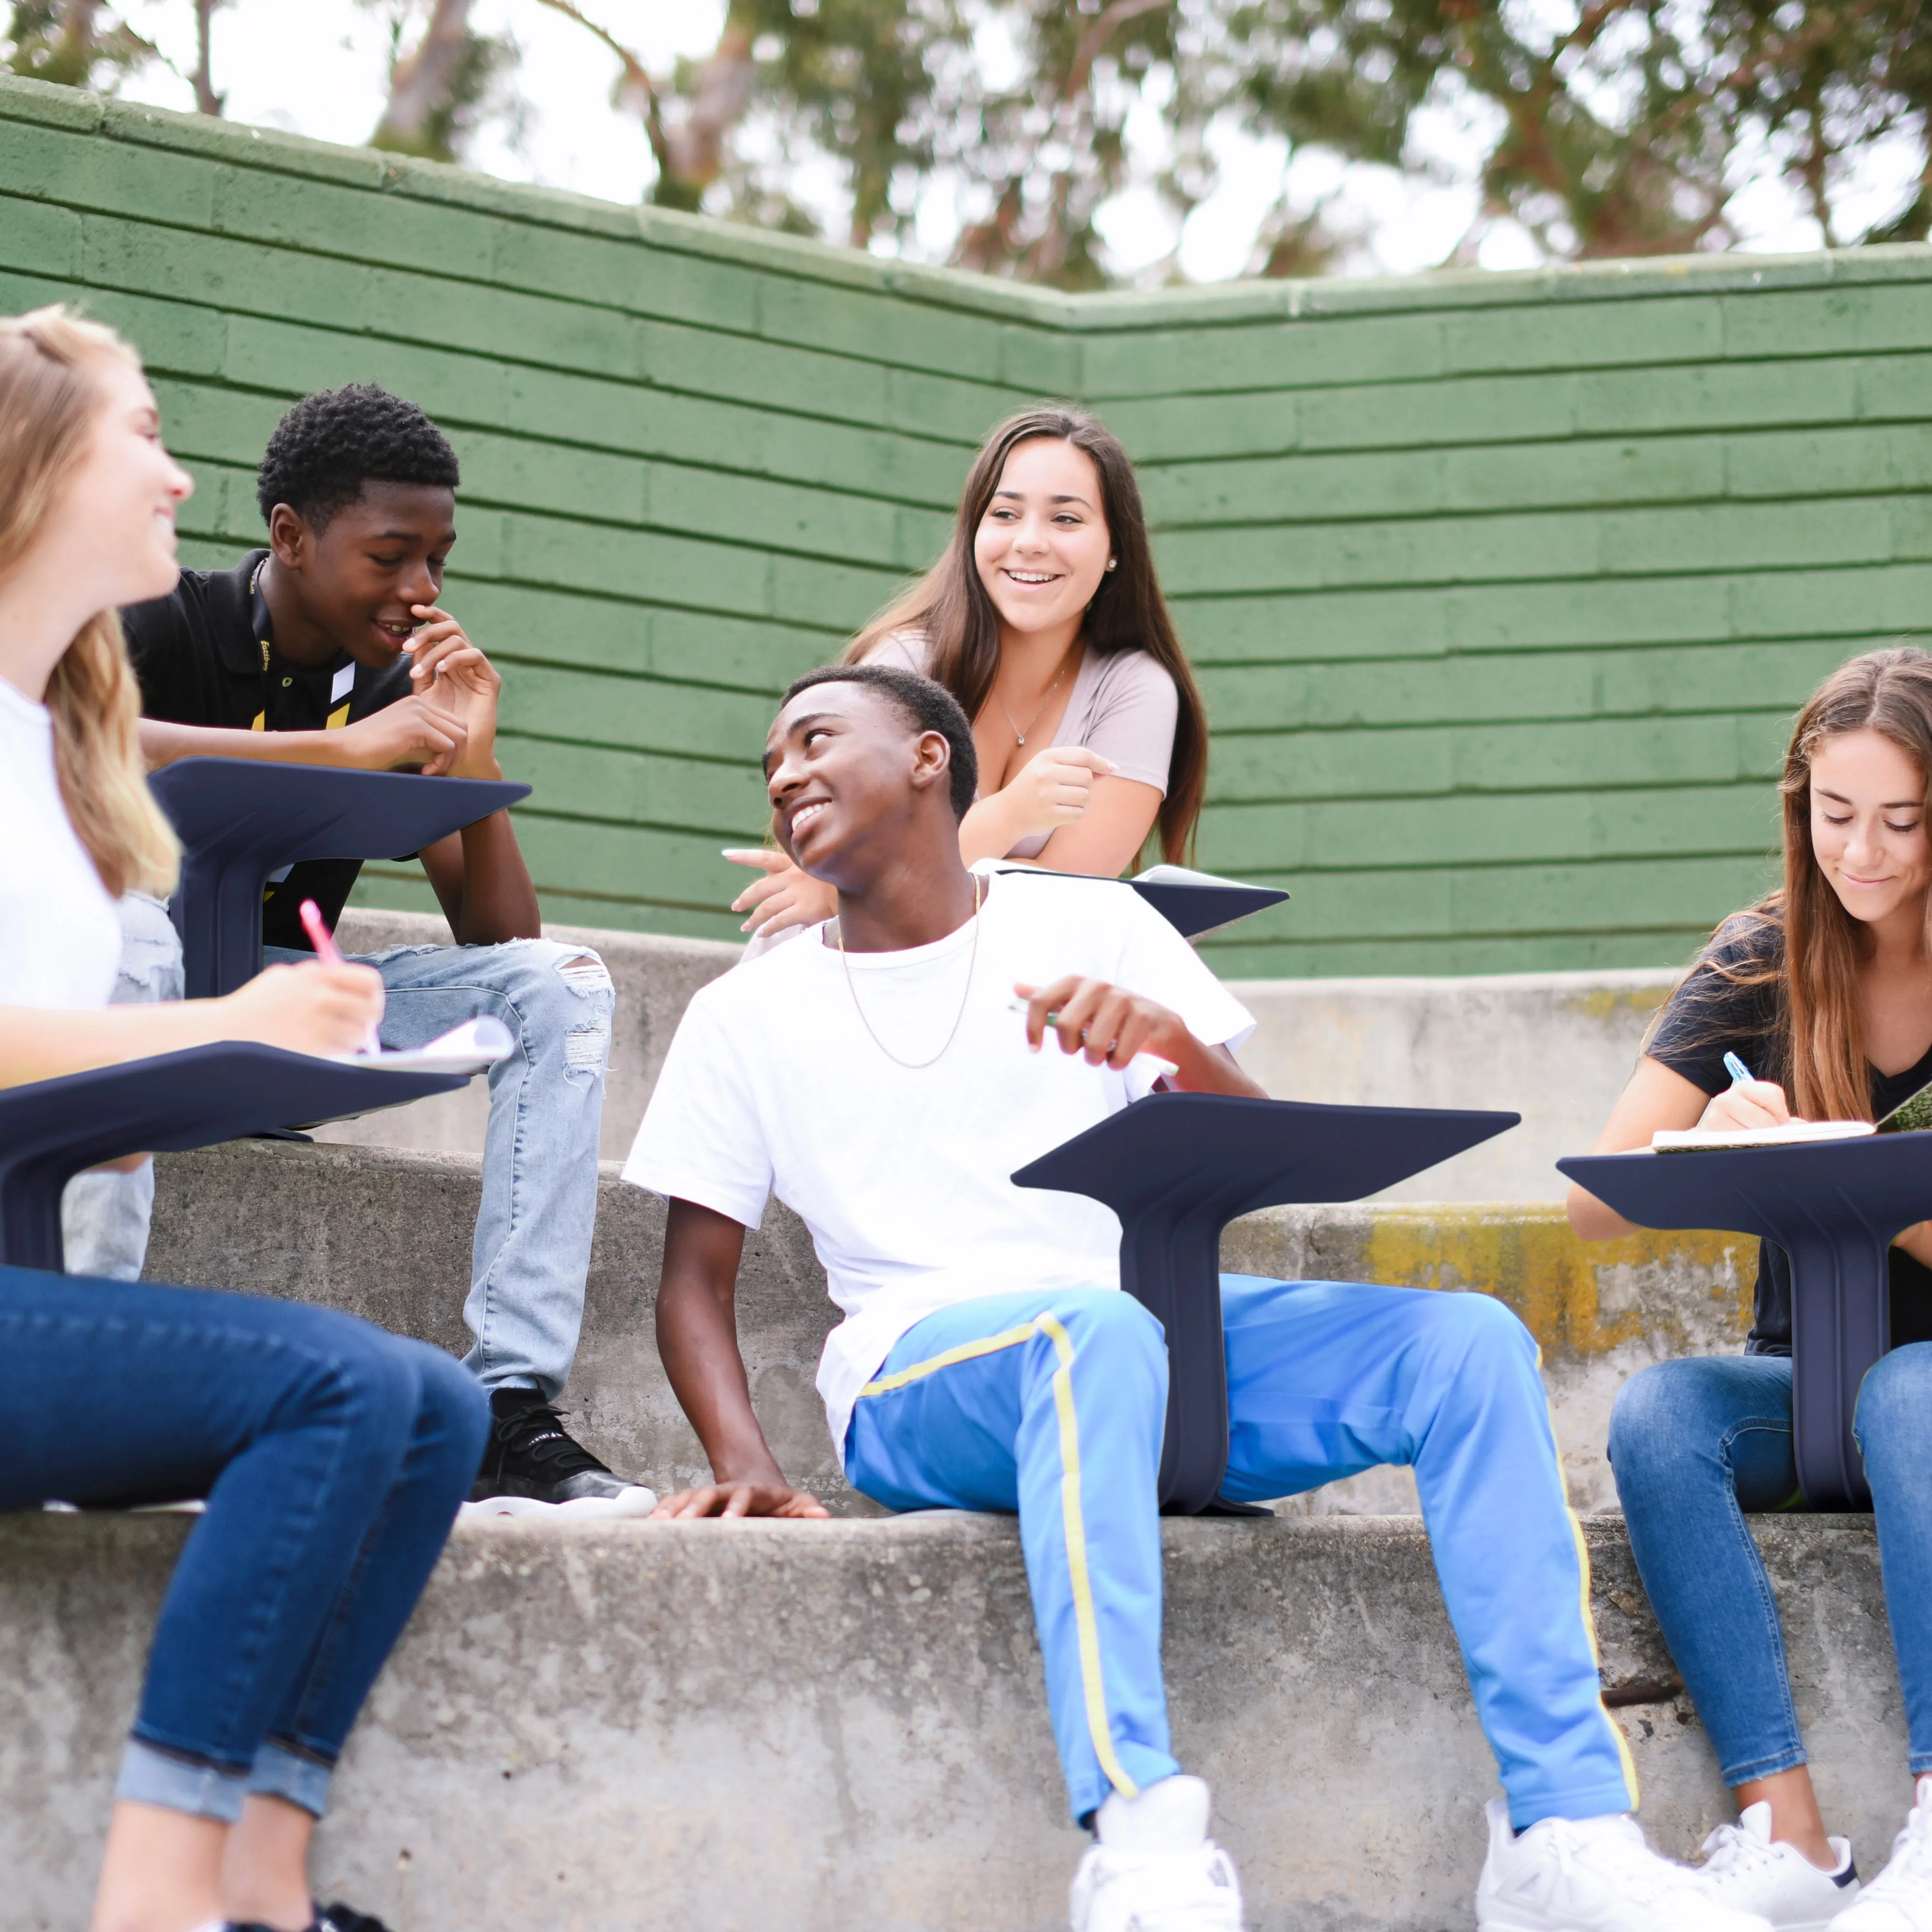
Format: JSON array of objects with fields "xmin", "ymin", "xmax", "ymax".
[{"xmin": 2, "ymin": 74, "xmax": 1927, "ymax": 977}]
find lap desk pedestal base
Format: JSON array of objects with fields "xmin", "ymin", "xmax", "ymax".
[
  {"xmin": 1015, "ymin": 1094, "xmax": 1519, "ymax": 1515},
  {"xmin": 0, "ymin": 1044, "xmax": 466, "ymax": 1272},
  {"xmin": 1559, "ymin": 1135, "xmax": 1932, "ymax": 1510}
]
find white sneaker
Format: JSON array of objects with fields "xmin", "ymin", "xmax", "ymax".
[
  {"xmin": 1834, "ymin": 1778, "xmax": 1932, "ymax": 1932},
  {"xmin": 1069, "ymin": 1776, "xmax": 1245, "ymax": 1932},
  {"xmin": 1477, "ymin": 1798, "xmax": 1775, "ymax": 1932},
  {"xmin": 1689, "ymin": 1801, "xmax": 1857, "ymax": 1930}
]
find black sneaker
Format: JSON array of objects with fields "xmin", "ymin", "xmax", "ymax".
[
  {"xmin": 317, "ymin": 1904, "xmax": 395, "ymax": 1932},
  {"xmin": 225, "ymin": 1910, "xmax": 389, "ymax": 1932},
  {"xmin": 463, "ymin": 1387, "xmax": 657, "ymax": 1519}
]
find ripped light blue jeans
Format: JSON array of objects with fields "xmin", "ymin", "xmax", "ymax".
[{"xmin": 265, "ymin": 938, "xmax": 613, "ymax": 1397}]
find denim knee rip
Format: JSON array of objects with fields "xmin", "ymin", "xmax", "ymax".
[{"xmin": 556, "ymin": 951, "xmax": 612, "ymax": 1081}]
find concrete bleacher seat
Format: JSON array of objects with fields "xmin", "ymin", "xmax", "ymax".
[{"xmin": 2, "ymin": 920, "xmax": 1904, "ymax": 1930}]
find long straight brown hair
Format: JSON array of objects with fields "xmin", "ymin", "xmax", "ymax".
[
  {"xmin": 845, "ymin": 405, "xmax": 1208, "ymax": 865},
  {"xmin": 1686, "ymin": 647, "xmax": 1932, "ymax": 1121}
]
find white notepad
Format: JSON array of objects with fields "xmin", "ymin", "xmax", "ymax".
[
  {"xmin": 336, "ymin": 1015, "xmax": 515, "ymax": 1076},
  {"xmin": 1651, "ymin": 1120, "xmax": 1875, "ymax": 1153}
]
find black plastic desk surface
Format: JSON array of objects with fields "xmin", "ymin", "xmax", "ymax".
[
  {"xmin": 1014, "ymin": 1094, "xmax": 1519, "ymax": 1514},
  {"xmin": 0, "ymin": 1043, "xmax": 466, "ymax": 1272},
  {"xmin": 1128, "ymin": 879, "xmax": 1290, "ymax": 938},
  {"xmin": 1560, "ymin": 1134, "xmax": 1932, "ymax": 1510},
  {"xmin": 150, "ymin": 759, "xmax": 529, "ymax": 998}
]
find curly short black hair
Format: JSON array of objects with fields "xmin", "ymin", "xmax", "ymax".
[
  {"xmin": 256, "ymin": 383, "xmax": 460, "ymax": 530},
  {"xmin": 781, "ymin": 663, "xmax": 979, "ymax": 820}
]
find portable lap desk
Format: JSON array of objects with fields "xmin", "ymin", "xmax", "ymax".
[
  {"xmin": 1559, "ymin": 1136, "xmax": 1932, "ymax": 1510},
  {"xmin": 0, "ymin": 1043, "xmax": 466, "ymax": 1272},
  {"xmin": 1014, "ymin": 1094, "xmax": 1520, "ymax": 1515},
  {"xmin": 149, "ymin": 758, "xmax": 530, "ymax": 1000}
]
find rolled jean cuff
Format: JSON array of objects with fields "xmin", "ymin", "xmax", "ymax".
[
  {"xmin": 248, "ymin": 1739, "xmax": 334, "ymax": 1818},
  {"xmin": 116, "ymin": 1738, "xmax": 250, "ymax": 1823}
]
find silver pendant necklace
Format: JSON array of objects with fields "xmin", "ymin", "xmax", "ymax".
[
  {"xmin": 838, "ymin": 874, "xmax": 983, "ymax": 1070},
  {"xmin": 995, "ymin": 663, "xmax": 1070, "ymax": 747}
]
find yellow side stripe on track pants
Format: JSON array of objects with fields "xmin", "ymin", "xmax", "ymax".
[
  {"xmin": 859, "ymin": 1312, "xmax": 1141, "ymax": 1800},
  {"xmin": 1538, "ymin": 1346, "xmax": 1639, "ymax": 1807}
]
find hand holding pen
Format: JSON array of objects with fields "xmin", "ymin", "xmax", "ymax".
[
  {"xmin": 298, "ymin": 899, "xmax": 385, "ymax": 1057},
  {"xmin": 1699, "ymin": 1049, "xmax": 1793, "ymax": 1133}
]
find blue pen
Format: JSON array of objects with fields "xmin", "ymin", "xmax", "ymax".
[{"xmin": 1723, "ymin": 1051, "xmax": 1754, "ymax": 1087}]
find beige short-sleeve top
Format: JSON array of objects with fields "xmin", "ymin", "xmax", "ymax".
[{"xmin": 865, "ymin": 634, "xmax": 1179, "ymax": 859}]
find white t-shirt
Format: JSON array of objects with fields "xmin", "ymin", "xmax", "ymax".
[
  {"xmin": 0, "ymin": 676, "xmax": 119, "ymax": 1008},
  {"xmin": 624, "ymin": 867, "xmax": 1255, "ymax": 1461}
]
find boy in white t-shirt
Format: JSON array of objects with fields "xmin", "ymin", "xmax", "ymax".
[{"xmin": 624, "ymin": 666, "xmax": 1765, "ymax": 1932}]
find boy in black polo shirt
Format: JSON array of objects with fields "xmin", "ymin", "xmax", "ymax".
[{"xmin": 121, "ymin": 383, "xmax": 653, "ymax": 1518}]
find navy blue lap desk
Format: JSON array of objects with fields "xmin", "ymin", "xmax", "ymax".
[
  {"xmin": 0, "ymin": 1043, "xmax": 465, "ymax": 1272},
  {"xmin": 1014, "ymin": 1094, "xmax": 1520, "ymax": 1515},
  {"xmin": 1559, "ymin": 1136, "xmax": 1932, "ymax": 1511},
  {"xmin": 149, "ymin": 758, "xmax": 529, "ymax": 999}
]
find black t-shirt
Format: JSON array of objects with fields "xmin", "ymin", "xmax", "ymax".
[
  {"xmin": 123, "ymin": 550, "xmax": 416, "ymax": 949},
  {"xmin": 1647, "ymin": 913, "xmax": 1932, "ymax": 1353}
]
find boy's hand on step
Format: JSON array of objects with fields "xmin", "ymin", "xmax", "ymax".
[{"xmin": 651, "ymin": 1479, "xmax": 831, "ymax": 1520}]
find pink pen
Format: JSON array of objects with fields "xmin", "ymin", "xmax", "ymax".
[{"xmin": 298, "ymin": 898, "xmax": 382, "ymax": 1055}]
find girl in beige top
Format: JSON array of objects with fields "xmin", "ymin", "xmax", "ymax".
[{"xmin": 727, "ymin": 405, "xmax": 1209, "ymax": 940}]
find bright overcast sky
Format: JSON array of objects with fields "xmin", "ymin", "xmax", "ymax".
[{"xmin": 110, "ymin": 0, "xmax": 1920, "ymax": 285}]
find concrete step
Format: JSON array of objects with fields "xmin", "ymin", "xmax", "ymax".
[
  {"xmin": 4, "ymin": 1509, "xmax": 1898, "ymax": 1932},
  {"xmin": 324, "ymin": 910, "xmax": 1676, "ymax": 1201},
  {"xmin": 146, "ymin": 1140, "xmax": 1757, "ymax": 1516}
]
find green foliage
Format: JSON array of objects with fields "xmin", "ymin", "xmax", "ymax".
[
  {"xmin": 603, "ymin": 0, "xmax": 1932, "ymax": 285},
  {"xmin": 1206, "ymin": 1, "xmax": 1932, "ymax": 261},
  {"xmin": 3, "ymin": 0, "xmax": 155, "ymax": 92}
]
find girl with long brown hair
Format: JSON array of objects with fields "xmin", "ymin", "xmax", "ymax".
[
  {"xmin": 726, "ymin": 405, "xmax": 1208, "ymax": 940},
  {"xmin": 0, "ymin": 306, "xmax": 485, "ymax": 1932},
  {"xmin": 1570, "ymin": 646, "xmax": 1932, "ymax": 1932}
]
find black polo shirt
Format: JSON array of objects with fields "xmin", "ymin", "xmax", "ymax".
[{"xmin": 123, "ymin": 549, "xmax": 417, "ymax": 949}]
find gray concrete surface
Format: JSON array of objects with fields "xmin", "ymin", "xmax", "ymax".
[
  {"xmin": 4, "ymin": 1510, "xmax": 1905, "ymax": 1932},
  {"xmin": 320, "ymin": 912, "xmax": 1678, "ymax": 1198},
  {"xmin": 146, "ymin": 1141, "xmax": 1756, "ymax": 1516},
  {"xmin": 1230, "ymin": 969, "xmax": 1678, "ymax": 1202}
]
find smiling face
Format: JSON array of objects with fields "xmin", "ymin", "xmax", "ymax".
[
  {"xmin": 1808, "ymin": 727, "xmax": 1932, "ymax": 930},
  {"xmin": 270, "ymin": 479, "xmax": 456, "ymax": 670},
  {"xmin": 971, "ymin": 437, "xmax": 1111, "ymax": 639},
  {"xmin": 763, "ymin": 680, "xmax": 955, "ymax": 888},
  {"xmin": 57, "ymin": 355, "xmax": 194, "ymax": 611}
]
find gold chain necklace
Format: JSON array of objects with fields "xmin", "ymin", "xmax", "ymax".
[{"xmin": 838, "ymin": 874, "xmax": 983, "ymax": 1070}]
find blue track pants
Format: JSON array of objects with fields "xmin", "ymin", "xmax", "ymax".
[{"xmin": 845, "ymin": 1276, "xmax": 1637, "ymax": 1827}]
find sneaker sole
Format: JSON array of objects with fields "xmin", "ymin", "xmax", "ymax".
[{"xmin": 460, "ymin": 1487, "xmax": 659, "ymax": 1521}]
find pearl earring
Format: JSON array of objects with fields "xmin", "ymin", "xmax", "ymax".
[{"xmin": 1105, "ymin": 557, "xmax": 1117, "ymax": 571}]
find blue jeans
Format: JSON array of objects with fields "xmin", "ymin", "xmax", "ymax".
[
  {"xmin": 0, "ymin": 1264, "xmax": 486, "ymax": 1821},
  {"xmin": 58, "ymin": 892, "xmax": 185, "ymax": 1280},
  {"xmin": 1608, "ymin": 1346, "xmax": 1932, "ymax": 1782},
  {"xmin": 846, "ymin": 1277, "xmax": 1636, "ymax": 1828},
  {"xmin": 266, "ymin": 937, "xmax": 613, "ymax": 1396}
]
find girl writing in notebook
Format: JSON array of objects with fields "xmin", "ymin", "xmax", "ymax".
[
  {"xmin": 1568, "ymin": 647, "xmax": 1932, "ymax": 1932},
  {"xmin": 0, "ymin": 305, "xmax": 484, "ymax": 1932},
  {"xmin": 725, "ymin": 407, "xmax": 1208, "ymax": 940}
]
